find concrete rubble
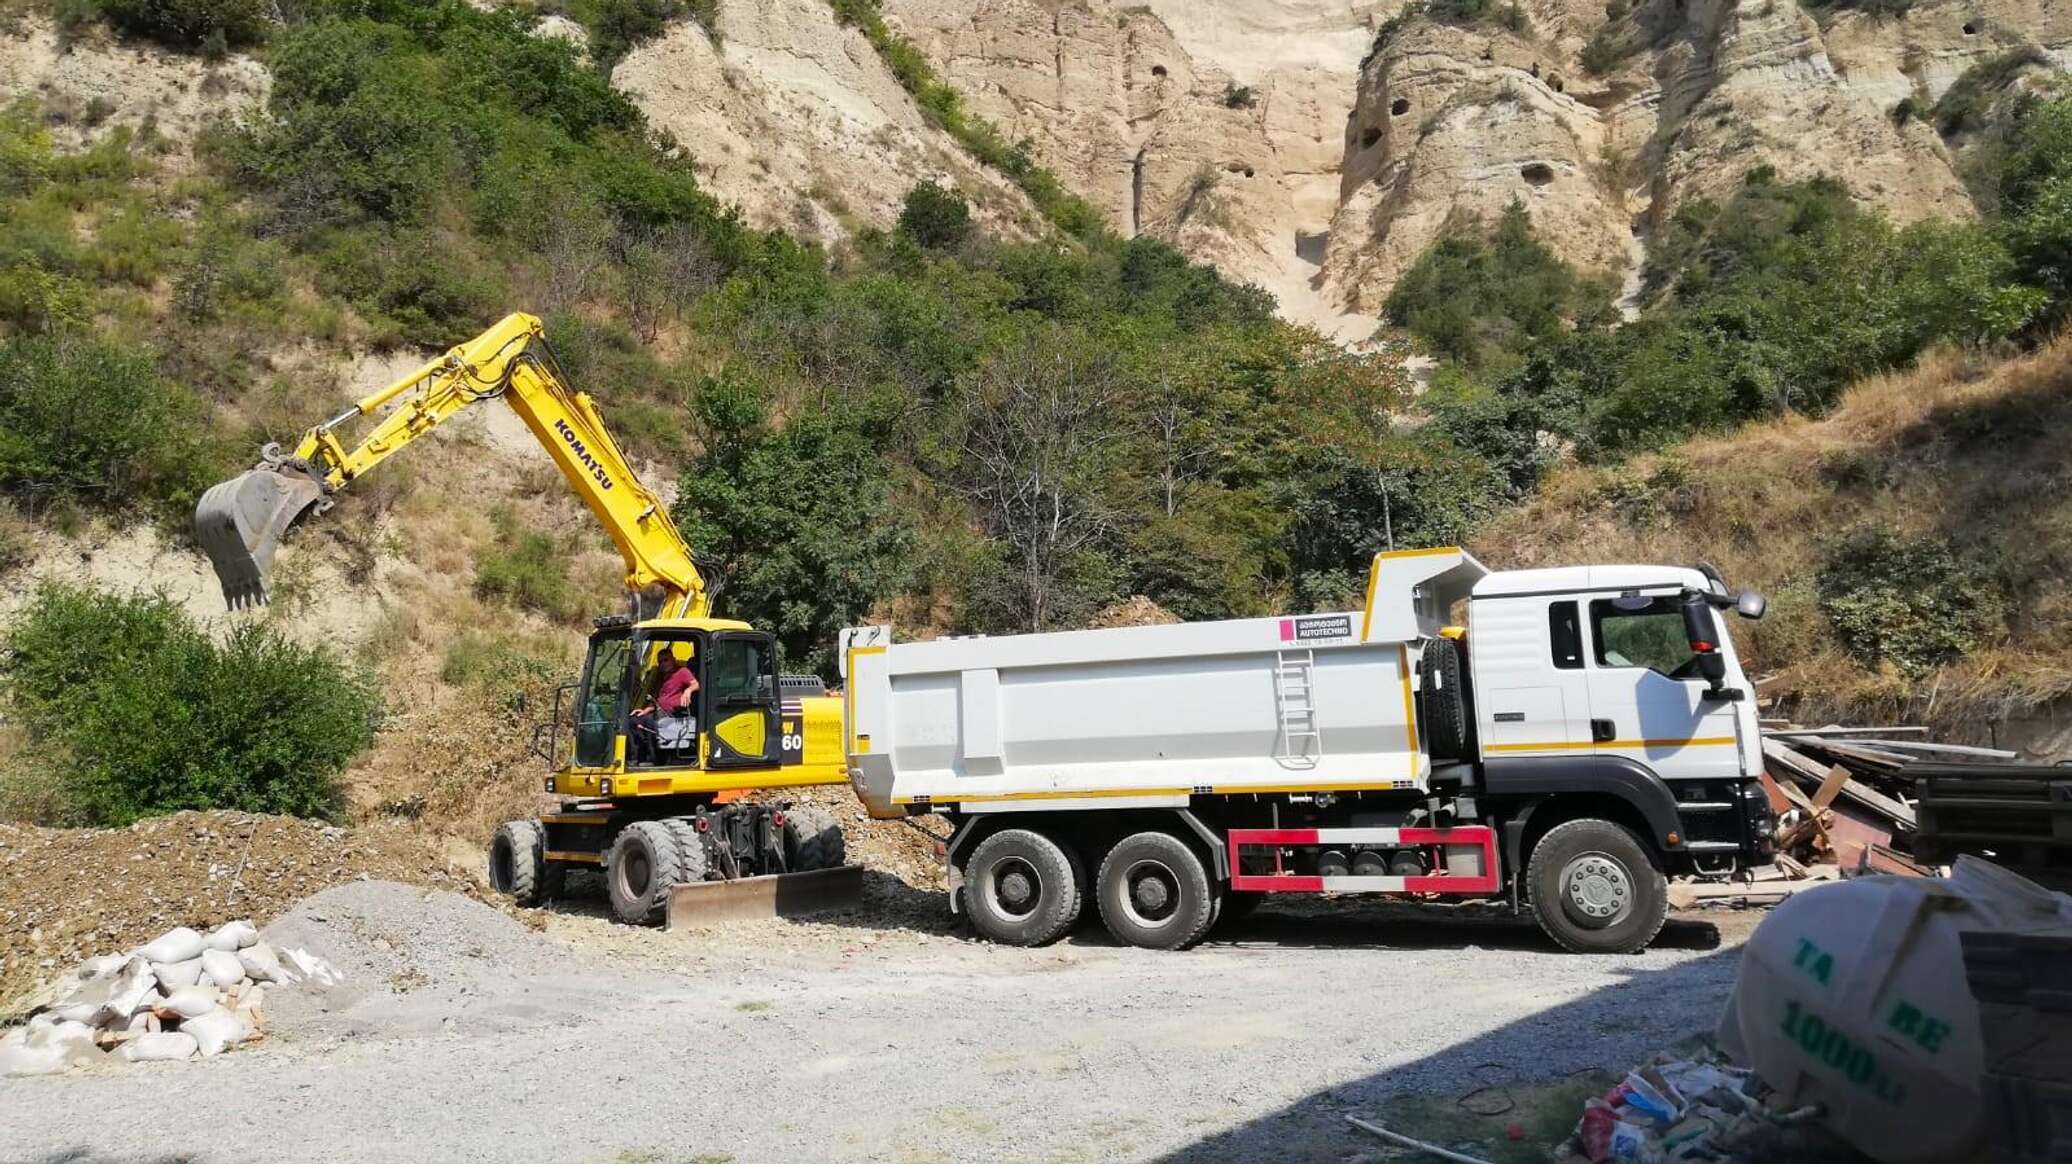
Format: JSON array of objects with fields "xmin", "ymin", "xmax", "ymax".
[{"xmin": 0, "ymin": 920, "xmax": 340, "ymax": 1076}]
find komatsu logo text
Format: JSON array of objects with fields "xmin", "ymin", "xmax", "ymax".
[{"xmin": 555, "ymin": 419, "xmax": 614, "ymax": 491}]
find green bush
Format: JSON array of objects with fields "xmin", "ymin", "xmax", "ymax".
[
  {"xmin": 565, "ymin": 0, "xmax": 715, "ymax": 67},
  {"xmin": 440, "ymin": 628, "xmax": 570, "ymax": 712},
  {"xmin": 0, "ymin": 584, "xmax": 382, "ymax": 825},
  {"xmin": 473, "ymin": 506, "xmax": 585, "ymax": 623},
  {"xmin": 92, "ymin": 0, "xmax": 272, "ymax": 50},
  {"xmin": 1816, "ymin": 527, "xmax": 1997, "ymax": 675},
  {"xmin": 0, "ymin": 335, "xmax": 224, "ymax": 520},
  {"xmin": 1930, "ymin": 49, "xmax": 2050, "ymax": 137},
  {"xmin": 898, "ymin": 180, "xmax": 973, "ymax": 250}
]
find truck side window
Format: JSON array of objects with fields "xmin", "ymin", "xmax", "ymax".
[
  {"xmin": 1549, "ymin": 601, "xmax": 1583, "ymax": 669},
  {"xmin": 1590, "ymin": 596, "xmax": 1698, "ymax": 677}
]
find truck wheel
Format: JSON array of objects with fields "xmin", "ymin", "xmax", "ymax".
[
  {"xmin": 961, "ymin": 829, "xmax": 1084, "ymax": 946},
  {"xmin": 1096, "ymin": 831, "xmax": 1216, "ymax": 951},
  {"xmin": 489, "ymin": 820, "xmax": 548, "ymax": 906},
  {"xmin": 1421, "ymin": 637, "xmax": 1472, "ymax": 761},
  {"xmin": 1526, "ymin": 818, "xmax": 1668, "ymax": 954},
  {"xmin": 607, "ymin": 821, "xmax": 686, "ymax": 925},
  {"xmin": 782, "ymin": 804, "xmax": 847, "ymax": 871}
]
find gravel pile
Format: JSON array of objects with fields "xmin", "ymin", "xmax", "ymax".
[{"xmin": 0, "ymin": 919, "xmax": 341, "ymax": 1076}]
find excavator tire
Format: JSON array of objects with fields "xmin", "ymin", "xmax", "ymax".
[
  {"xmin": 1420, "ymin": 637, "xmax": 1472, "ymax": 762},
  {"xmin": 607, "ymin": 821, "xmax": 686, "ymax": 925},
  {"xmin": 663, "ymin": 818, "xmax": 713, "ymax": 885},
  {"xmin": 489, "ymin": 820, "xmax": 548, "ymax": 907},
  {"xmin": 783, "ymin": 804, "xmax": 847, "ymax": 872}
]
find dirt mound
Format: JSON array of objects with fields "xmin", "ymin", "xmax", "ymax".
[
  {"xmin": 1089, "ymin": 595, "xmax": 1182, "ymax": 628},
  {"xmin": 0, "ymin": 812, "xmax": 457, "ymax": 1011}
]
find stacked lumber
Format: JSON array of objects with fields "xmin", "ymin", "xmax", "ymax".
[{"xmin": 1759, "ymin": 724, "xmax": 2072, "ymax": 888}]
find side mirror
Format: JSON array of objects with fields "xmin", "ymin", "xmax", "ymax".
[
  {"xmin": 1695, "ymin": 651, "xmax": 1727, "ymax": 686},
  {"xmin": 1736, "ymin": 590, "xmax": 1767, "ymax": 620}
]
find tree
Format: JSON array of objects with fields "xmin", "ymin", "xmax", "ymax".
[
  {"xmin": 959, "ymin": 327, "xmax": 1133, "ymax": 631},
  {"xmin": 898, "ymin": 180, "xmax": 974, "ymax": 251}
]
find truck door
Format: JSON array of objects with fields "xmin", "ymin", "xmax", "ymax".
[
  {"xmin": 1469, "ymin": 595, "xmax": 1593, "ymax": 750},
  {"xmin": 1582, "ymin": 593, "xmax": 1743, "ymax": 782},
  {"xmin": 704, "ymin": 631, "xmax": 783, "ymax": 770}
]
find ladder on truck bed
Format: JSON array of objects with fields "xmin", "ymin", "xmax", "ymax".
[{"xmin": 1274, "ymin": 649, "xmax": 1322, "ymax": 766}]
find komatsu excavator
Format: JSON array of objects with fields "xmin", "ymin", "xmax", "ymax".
[{"xmin": 194, "ymin": 312, "xmax": 858, "ymax": 926}]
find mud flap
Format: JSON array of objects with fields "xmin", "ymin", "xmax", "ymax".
[{"xmin": 665, "ymin": 864, "xmax": 864, "ymax": 929}]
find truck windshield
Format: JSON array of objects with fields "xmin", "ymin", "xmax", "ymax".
[{"xmin": 1590, "ymin": 596, "xmax": 1702, "ymax": 678}]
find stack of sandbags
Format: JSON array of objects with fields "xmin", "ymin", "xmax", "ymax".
[{"xmin": 0, "ymin": 921, "xmax": 342, "ymax": 1076}]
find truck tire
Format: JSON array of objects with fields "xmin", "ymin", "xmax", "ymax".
[
  {"xmin": 782, "ymin": 804, "xmax": 847, "ymax": 872},
  {"xmin": 489, "ymin": 820, "xmax": 548, "ymax": 906},
  {"xmin": 1421, "ymin": 637, "xmax": 1472, "ymax": 762},
  {"xmin": 662, "ymin": 818, "xmax": 712, "ymax": 885},
  {"xmin": 1096, "ymin": 831, "xmax": 1217, "ymax": 951},
  {"xmin": 962, "ymin": 829, "xmax": 1084, "ymax": 946},
  {"xmin": 1526, "ymin": 818, "xmax": 1669, "ymax": 954},
  {"xmin": 607, "ymin": 820, "xmax": 686, "ymax": 925}
]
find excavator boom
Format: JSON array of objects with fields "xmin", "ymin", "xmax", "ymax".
[{"xmin": 195, "ymin": 313, "xmax": 708, "ymax": 616}]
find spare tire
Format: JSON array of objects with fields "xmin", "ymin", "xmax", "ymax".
[{"xmin": 1420, "ymin": 636, "xmax": 1472, "ymax": 762}]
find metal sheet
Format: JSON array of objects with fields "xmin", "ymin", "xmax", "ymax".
[{"xmin": 665, "ymin": 864, "xmax": 863, "ymax": 928}]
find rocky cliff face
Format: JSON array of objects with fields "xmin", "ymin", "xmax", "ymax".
[{"xmin": 884, "ymin": 0, "xmax": 2071, "ymax": 332}]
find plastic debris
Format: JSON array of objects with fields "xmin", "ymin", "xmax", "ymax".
[{"xmin": 1560, "ymin": 1047, "xmax": 1838, "ymax": 1164}]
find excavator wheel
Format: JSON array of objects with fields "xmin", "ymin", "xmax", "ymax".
[
  {"xmin": 663, "ymin": 818, "xmax": 714, "ymax": 884},
  {"xmin": 489, "ymin": 820, "xmax": 550, "ymax": 907},
  {"xmin": 607, "ymin": 821, "xmax": 687, "ymax": 925},
  {"xmin": 782, "ymin": 804, "xmax": 846, "ymax": 872}
]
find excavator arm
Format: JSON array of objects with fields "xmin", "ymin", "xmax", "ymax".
[{"xmin": 195, "ymin": 312, "xmax": 708, "ymax": 616}]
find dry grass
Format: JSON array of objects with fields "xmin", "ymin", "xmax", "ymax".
[{"xmin": 1475, "ymin": 336, "xmax": 2072, "ymax": 736}]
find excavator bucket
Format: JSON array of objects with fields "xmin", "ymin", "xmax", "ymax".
[
  {"xmin": 665, "ymin": 864, "xmax": 865, "ymax": 929},
  {"xmin": 193, "ymin": 468, "xmax": 327, "ymax": 609}
]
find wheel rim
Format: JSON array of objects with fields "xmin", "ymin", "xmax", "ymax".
[
  {"xmin": 1119, "ymin": 859, "xmax": 1181, "ymax": 929},
  {"xmin": 987, "ymin": 857, "xmax": 1041, "ymax": 921},
  {"xmin": 1559, "ymin": 850, "xmax": 1633, "ymax": 928},
  {"xmin": 489, "ymin": 837, "xmax": 514, "ymax": 893},
  {"xmin": 620, "ymin": 846, "xmax": 652, "ymax": 900}
]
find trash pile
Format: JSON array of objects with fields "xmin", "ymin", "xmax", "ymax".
[
  {"xmin": 1560, "ymin": 1050, "xmax": 1827, "ymax": 1163},
  {"xmin": 0, "ymin": 920, "xmax": 340, "ymax": 1076}
]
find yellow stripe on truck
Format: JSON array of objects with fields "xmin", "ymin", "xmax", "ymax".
[{"xmin": 1483, "ymin": 736, "xmax": 1738, "ymax": 753}]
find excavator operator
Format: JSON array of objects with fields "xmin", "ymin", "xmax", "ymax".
[{"xmin": 631, "ymin": 641, "xmax": 698, "ymax": 766}]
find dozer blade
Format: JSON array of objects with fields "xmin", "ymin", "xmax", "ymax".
[
  {"xmin": 193, "ymin": 469, "xmax": 327, "ymax": 609},
  {"xmin": 666, "ymin": 864, "xmax": 864, "ymax": 930}
]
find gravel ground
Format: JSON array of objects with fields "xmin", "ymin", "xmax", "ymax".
[{"xmin": 0, "ymin": 880, "xmax": 1758, "ymax": 1164}]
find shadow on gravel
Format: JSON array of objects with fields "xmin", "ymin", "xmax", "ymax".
[{"xmin": 1151, "ymin": 944, "xmax": 1746, "ymax": 1163}]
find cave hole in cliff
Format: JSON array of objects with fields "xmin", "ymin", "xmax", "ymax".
[
  {"xmin": 1550, "ymin": 74, "xmax": 1565, "ymax": 93},
  {"xmin": 1295, "ymin": 231, "xmax": 1329, "ymax": 265},
  {"xmin": 1390, "ymin": 97, "xmax": 1410, "ymax": 116},
  {"xmin": 1361, "ymin": 126, "xmax": 1383, "ymax": 148},
  {"xmin": 1520, "ymin": 162, "xmax": 1555, "ymax": 186},
  {"xmin": 1224, "ymin": 162, "xmax": 1256, "ymax": 178},
  {"xmin": 1151, "ymin": 64, "xmax": 1168, "ymax": 77},
  {"xmin": 1962, "ymin": 20, "xmax": 1979, "ymax": 33}
]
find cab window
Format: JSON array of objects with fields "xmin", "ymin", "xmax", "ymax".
[
  {"xmin": 1590, "ymin": 596, "xmax": 1698, "ymax": 678},
  {"xmin": 708, "ymin": 636, "xmax": 770, "ymax": 703},
  {"xmin": 574, "ymin": 635, "xmax": 631, "ymax": 767}
]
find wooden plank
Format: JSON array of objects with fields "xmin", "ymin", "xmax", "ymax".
[
  {"xmin": 1826, "ymin": 804, "xmax": 1895, "ymax": 870},
  {"xmin": 1840, "ymin": 739, "xmax": 2020, "ymax": 761},
  {"xmin": 1811, "ymin": 763, "xmax": 1854, "ymax": 812},
  {"xmin": 1765, "ymin": 726, "xmax": 1930, "ymax": 738},
  {"xmin": 1810, "ymin": 740, "xmax": 1915, "ymax": 770},
  {"xmin": 1764, "ymin": 739, "xmax": 1916, "ymax": 828}
]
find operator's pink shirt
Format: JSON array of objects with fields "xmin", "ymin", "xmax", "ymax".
[{"xmin": 658, "ymin": 666, "xmax": 698, "ymax": 714}]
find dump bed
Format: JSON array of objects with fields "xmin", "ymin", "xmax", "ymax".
[{"xmin": 843, "ymin": 549, "xmax": 1487, "ymax": 818}]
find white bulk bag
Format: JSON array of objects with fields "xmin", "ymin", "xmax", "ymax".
[
  {"xmin": 160, "ymin": 986, "xmax": 220, "ymax": 1020},
  {"xmin": 152, "ymin": 957, "xmax": 205, "ymax": 989},
  {"xmin": 200, "ymin": 949, "xmax": 245, "ymax": 991},
  {"xmin": 204, "ymin": 920, "xmax": 259, "ymax": 951},
  {"xmin": 182, "ymin": 1008, "xmax": 255, "ymax": 1057},
  {"xmin": 138, "ymin": 927, "xmax": 205, "ymax": 965},
  {"xmin": 119, "ymin": 1031, "xmax": 198, "ymax": 1063}
]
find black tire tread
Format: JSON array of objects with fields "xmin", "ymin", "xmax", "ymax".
[
  {"xmin": 1096, "ymin": 831, "xmax": 1216, "ymax": 951},
  {"xmin": 1527, "ymin": 817, "xmax": 1669, "ymax": 955},
  {"xmin": 663, "ymin": 818, "xmax": 712, "ymax": 884},
  {"xmin": 490, "ymin": 819, "xmax": 546, "ymax": 906},
  {"xmin": 783, "ymin": 804, "xmax": 847, "ymax": 872},
  {"xmin": 1421, "ymin": 637, "xmax": 1471, "ymax": 762},
  {"xmin": 961, "ymin": 828, "xmax": 1082, "ymax": 946},
  {"xmin": 607, "ymin": 820, "xmax": 686, "ymax": 926}
]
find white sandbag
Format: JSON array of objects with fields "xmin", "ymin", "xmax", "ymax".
[
  {"xmin": 280, "ymin": 947, "xmax": 343, "ymax": 987},
  {"xmin": 238, "ymin": 942, "xmax": 286, "ymax": 984},
  {"xmin": 53, "ymin": 955, "xmax": 157, "ymax": 1026},
  {"xmin": 153, "ymin": 957, "xmax": 205, "ymax": 989},
  {"xmin": 182, "ymin": 1007, "xmax": 254, "ymax": 1057},
  {"xmin": 160, "ymin": 986, "xmax": 220, "ymax": 1019},
  {"xmin": 204, "ymin": 920, "xmax": 258, "ymax": 951},
  {"xmin": 47, "ymin": 1001, "xmax": 100, "ymax": 1025},
  {"xmin": 76, "ymin": 954, "xmax": 128, "ymax": 980},
  {"xmin": 138, "ymin": 926, "xmax": 205, "ymax": 965},
  {"xmin": 200, "ymin": 948, "xmax": 245, "ymax": 991},
  {"xmin": 0, "ymin": 1021, "xmax": 102, "ymax": 1077},
  {"xmin": 119, "ymin": 1031, "xmax": 197, "ymax": 1063}
]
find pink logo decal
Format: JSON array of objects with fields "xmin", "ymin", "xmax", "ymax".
[{"xmin": 1278, "ymin": 618, "xmax": 1295, "ymax": 641}]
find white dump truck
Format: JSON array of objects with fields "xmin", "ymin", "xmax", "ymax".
[{"xmin": 841, "ymin": 548, "xmax": 1778, "ymax": 953}]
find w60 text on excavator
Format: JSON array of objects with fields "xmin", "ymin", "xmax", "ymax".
[{"xmin": 194, "ymin": 312, "xmax": 859, "ymax": 925}]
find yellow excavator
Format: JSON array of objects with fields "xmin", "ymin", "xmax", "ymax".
[{"xmin": 195, "ymin": 312, "xmax": 858, "ymax": 925}]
